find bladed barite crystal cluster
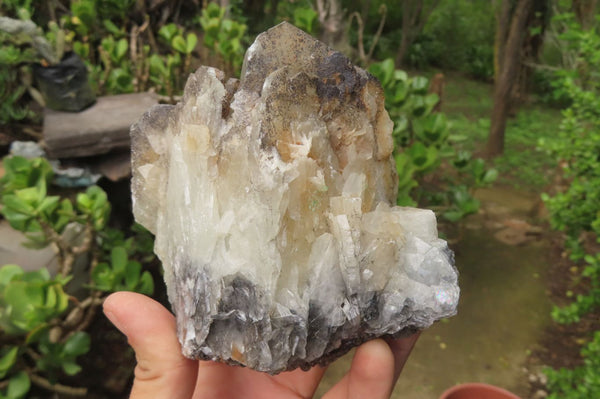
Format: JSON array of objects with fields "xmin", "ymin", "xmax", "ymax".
[{"xmin": 131, "ymin": 22, "xmax": 459, "ymax": 374}]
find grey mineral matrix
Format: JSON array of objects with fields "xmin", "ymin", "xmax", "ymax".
[{"xmin": 131, "ymin": 22, "xmax": 459, "ymax": 374}]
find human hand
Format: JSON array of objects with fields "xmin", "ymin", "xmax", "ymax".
[{"xmin": 103, "ymin": 292, "xmax": 419, "ymax": 399}]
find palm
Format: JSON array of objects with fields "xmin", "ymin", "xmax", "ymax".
[
  {"xmin": 193, "ymin": 361, "xmax": 324, "ymax": 398},
  {"xmin": 103, "ymin": 292, "xmax": 418, "ymax": 399}
]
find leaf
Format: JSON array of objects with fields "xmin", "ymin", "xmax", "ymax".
[
  {"xmin": 443, "ymin": 210, "xmax": 465, "ymax": 222},
  {"xmin": 63, "ymin": 332, "xmax": 90, "ymax": 356},
  {"xmin": 111, "ymin": 247, "xmax": 128, "ymax": 274},
  {"xmin": 0, "ymin": 265, "xmax": 24, "ymax": 287},
  {"xmin": 5, "ymin": 281, "xmax": 45, "ymax": 309},
  {"xmin": 390, "ymin": 81, "xmax": 409, "ymax": 104},
  {"xmin": 0, "ymin": 347, "xmax": 19, "ymax": 378},
  {"xmin": 411, "ymin": 76, "xmax": 429, "ymax": 93},
  {"xmin": 45, "ymin": 284, "xmax": 57, "ymax": 308},
  {"xmin": 424, "ymin": 93, "xmax": 439, "ymax": 110},
  {"xmin": 171, "ymin": 35, "xmax": 187, "ymax": 54},
  {"xmin": 76, "ymin": 193, "xmax": 92, "ymax": 211},
  {"xmin": 368, "ymin": 58, "xmax": 395, "ymax": 87},
  {"xmin": 91, "ymin": 263, "xmax": 113, "ymax": 290},
  {"xmin": 452, "ymin": 151, "xmax": 472, "ymax": 169},
  {"xmin": 393, "ymin": 70, "xmax": 408, "ymax": 82},
  {"xmin": 36, "ymin": 196, "xmax": 60, "ymax": 215},
  {"xmin": 1, "ymin": 207, "xmax": 32, "ymax": 232},
  {"xmin": 138, "ymin": 271, "xmax": 154, "ymax": 295},
  {"xmin": 2, "ymin": 194, "xmax": 35, "ymax": 216},
  {"xmin": 62, "ymin": 361, "xmax": 82, "ymax": 376},
  {"xmin": 482, "ymin": 168, "xmax": 499, "ymax": 184},
  {"xmin": 186, "ymin": 33, "xmax": 198, "ymax": 54},
  {"xmin": 124, "ymin": 261, "xmax": 142, "ymax": 290},
  {"xmin": 407, "ymin": 143, "xmax": 438, "ymax": 172},
  {"xmin": 7, "ymin": 371, "xmax": 30, "ymax": 398},
  {"xmin": 115, "ymin": 39, "xmax": 128, "ymax": 61},
  {"xmin": 149, "ymin": 54, "xmax": 168, "ymax": 76},
  {"xmin": 103, "ymin": 20, "xmax": 121, "ymax": 35},
  {"xmin": 22, "ymin": 268, "xmax": 50, "ymax": 283},
  {"xmin": 393, "ymin": 116, "xmax": 409, "ymax": 135},
  {"xmin": 159, "ymin": 23, "xmax": 179, "ymax": 43}
]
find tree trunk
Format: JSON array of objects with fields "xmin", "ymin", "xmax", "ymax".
[
  {"xmin": 572, "ymin": 0, "xmax": 598, "ymax": 30},
  {"xmin": 395, "ymin": 26, "xmax": 411, "ymax": 67},
  {"xmin": 316, "ymin": 0, "xmax": 345, "ymax": 49},
  {"xmin": 493, "ymin": 0, "xmax": 512, "ymax": 82},
  {"xmin": 395, "ymin": 0, "xmax": 421, "ymax": 67},
  {"xmin": 486, "ymin": 0, "xmax": 534, "ymax": 158},
  {"xmin": 511, "ymin": 0, "xmax": 550, "ymax": 111},
  {"xmin": 394, "ymin": 0, "xmax": 440, "ymax": 67}
]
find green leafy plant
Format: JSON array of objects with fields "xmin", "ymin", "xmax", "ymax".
[
  {"xmin": 98, "ymin": 35, "xmax": 133, "ymax": 94},
  {"xmin": 369, "ymin": 59, "xmax": 496, "ymax": 217},
  {"xmin": 148, "ymin": 52, "xmax": 181, "ymax": 99},
  {"xmin": 0, "ymin": 156, "xmax": 155, "ymax": 397},
  {"xmin": 197, "ymin": 3, "xmax": 247, "ymax": 76},
  {"xmin": 0, "ymin": 15, "xmax": 67, "ymax": 66},
  {"xmin": 0, "ymin": 266, "xmax": 69, "ymax": 335},
  {"xmin": 0, "ymin": 30, "xmax": 37, "ymax": 124},
  {"xmin": 544, "ymin": 332, "xmax": 600, "ymax": 399},
  {"xmin": 159, "ymin": 23, "xmax": 197, "ymax": 77},
  {"xmin": 92, "ymin": 247, "xmax": 153, "ymax": 295},
  {"xmin": 539, "ymin": 14, "xmax": 600, "ymax": 397},
  {"xmin": 292, "ymin": 6, "xmax": 318, "ymax": 35}
]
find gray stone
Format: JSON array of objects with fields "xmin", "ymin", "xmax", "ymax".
[
  {"xmin": 44, "ymin": 92, "xmax": 158, "ymax": 158},
  {"xmin": 0, "ymin": 221, "xmax": 58, "ymax": 273}
]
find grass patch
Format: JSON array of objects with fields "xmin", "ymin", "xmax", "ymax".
[
  {"xmin": 495, "ymin": 107, "xmax": 562, "ymax": 189},
  {"xmin": 441, "ymin": 73, "xmax": 562, "ymax": 190}
]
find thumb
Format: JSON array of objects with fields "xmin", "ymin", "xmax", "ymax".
[
  {"xmin": 103, "ymin": 292, "xmax": 198, "ymax": 399},
  {"xmin": 323, "ymin": 339, "xmax": 396, "ymax": 399}
]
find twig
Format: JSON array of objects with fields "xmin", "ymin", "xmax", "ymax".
[
  {"xmin": 25, "ymin": 348, "xmax": 41, "ymax": 361},
  {"xmin": 522, "ymin": 60, "xmax": 562, "ymax": 71},
  {"xmin": 366, "ymin": 5, "xmax": 387, "ymax": 62},
  {"xmin": 349, "ymin": 12, "xmax": 366, "ymax": 63},
  {"xmin": 349, "ymin": 4, "xmax": 387, "ymax": 66},
  {"xmin": 71, "ymin": 223, "xmax": 94, "ymax": 255},
  {"xmin": 146, "ymin": 15, "xmax": 159, "ymax": 53},
  {"xmin": 28, "ymin": 371, "xmax": 87, "ymax": 396},
  {"xmin": 63, "ymin": 296, "xmax": 103, "ymax": 331},
  {"xmin": 131, "ymin": 24, "xmax": 140, "ymax": 92},
  {"xmin": 74, "ymin": 292, "xmax": 103, "ymax": 334}
]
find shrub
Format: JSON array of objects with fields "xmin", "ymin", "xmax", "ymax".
[
  {"xmin": 368, "ymin": 59, "xmax": 496, "ymax": 219},
  {"xmin": 540, "ymin": 13, "xmax": 600, "ymax": 397},
  {"xmin": 0, "ymin": 156, "xmax": 155, "ymax": 397}
]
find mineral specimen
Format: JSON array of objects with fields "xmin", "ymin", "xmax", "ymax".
[{"xmin": 131, "ymin": 22, "xmax": 459, "ymax": 374}]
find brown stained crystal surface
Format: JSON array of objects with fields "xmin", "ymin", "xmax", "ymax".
[{"xmin": 131, "ymin": 22, "xmax": 459, "ymax": 374}]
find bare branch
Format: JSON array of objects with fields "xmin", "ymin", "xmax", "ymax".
[
  {"xmin": 28, "ymin": 372, "xmax": 87, "ymax": 396},
  {"xmin": 349, "ymin": 12, "xmax": 366, "ymax": 62},
  {"xmin": 366, "ymin": 5, "xmax": 387, "ymax": 62},
  {"xmin": 522, "ymin": 60, "xmax": 562, "ymax": 71}
]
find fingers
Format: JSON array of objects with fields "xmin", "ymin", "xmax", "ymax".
[
  {"xmin": 323, "ymin": 339, "xmax": 395, "ymax": 399},
  {"xmin": 103, "ymin": 292, "xmax": 198, "ymax": 399},
  {"xmin": 271, "ymin": 364, "xmax": 328, "ymax": 399},
  {"xmin": 385, "ymin": 332, "xmax": 420, "ymax": 383}
]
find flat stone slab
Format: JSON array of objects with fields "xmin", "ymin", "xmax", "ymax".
[
  {"xmin": 43, "ymin": 92, "xmax": 159, "ymax": 158},
  {"xmin": 0, "ymin": 221, "xmax": 58, "ymax": 273}
]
